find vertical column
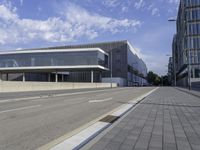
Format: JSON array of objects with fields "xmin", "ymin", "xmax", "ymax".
[
  {"xmin": 62, "ymin": 74, "xmax": 64, "ymax": 82},
  {"xmin": 99, "ymin": 71, "xmax": 102, "ymax": 82},
  {"xmin": 188, "ymin": 50, "xmax": 191, "ymax": 90},
  {"xmin": 0, "ymin": 73, "xmax": 2, "ymax": 81},
  {"xmin": 22, "ymin": 73, "xmax": 25, "ymax": 82},
  {"xmin": 192, "ymin": 67, "xmax": 195, "ymax": 79},
  {"xmin": 91, "ymin": 70, "xmax": 94, "ymax": 83},
  {"xmin": 55, "ymin": 72, "xmax": 58, "ymax": 83},
  {"xmin": 48, "ymin": 73, "xmax": 51, "ymax": 82},
  {"xmin": 6, "ymin": 73, "xmax": 8, "ymax": 81}
]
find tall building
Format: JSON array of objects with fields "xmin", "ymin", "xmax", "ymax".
[
  {"xmin": 0, "ymin": 40, "xmax": 148, "ymax": 87},
  {"xmin": 168, "ymin": 57, "xmax": 173, "ymax": 85},
  {"xmin": 173, "ymin": 0, "xmax": 200, "ymax": 90}
]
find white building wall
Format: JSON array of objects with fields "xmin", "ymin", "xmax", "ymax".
[{"xmin": 102, "ymin": 77, "xmax": 127, "ymax": 87}]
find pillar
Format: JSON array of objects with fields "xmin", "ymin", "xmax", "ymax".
[
  {"xmin": 48, "ymin": 73, "xmax": 51, "ymax": 82},
  {"xmin": 22, "ymin": 73, "xmax": 25, "ymax": 82},
  {"xmin": 99, "ymin": 71, "xmax": 102, "ymax": 82},
  {"xmin": 6, "ymin": 73, "xmax": 8, "ymax": 81},
  {"xmin": 62, "ymin": 74, "xmax": 64, "ymax": 82},
  {"xmin": 91, "ymin": 70, "xmax": 94, "ymax": 83},
  {"xmin": 0, "ymin": 73, "xmax": 2, "ymax": 81},
  {"xmin": 55, "ymin": 72, "xmax": 58, "ymax": 82}
]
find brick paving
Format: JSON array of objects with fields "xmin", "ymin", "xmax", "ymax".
[{"xmin": 89, "ymin": 87, "xmax": 200, "ymax": 150}]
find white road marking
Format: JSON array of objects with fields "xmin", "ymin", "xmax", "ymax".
[
  {"xmin": 0, "ymin": 96, "xmax": 43, "ymax": 103},
  {"xmin": 63, "ymin": 97, "xmax": 86, "ymax": 102},
  {"xmin": 88, "ymin": 97, "xmax": 113, "ymax": 103},
  {"xmin": 0, "ymin": 105, "xmax": 41, "ymax": 114},
  {"xmin": 0, "ymin": 88, "xmax": 126, "ymax": 104},
  {"xmin": 50, "ymin": 122, "xmax": 110, "ymax": 150}
]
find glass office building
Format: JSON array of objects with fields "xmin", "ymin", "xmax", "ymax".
[
  {"xmin": 173, "ymin": 0, "xmax": 200, "ymax": 89},
  {"xmin": 0, "ymin": 49, "xmax": 108, "ymax": 69},
  {"xmin": 53, "ymin": 40, "xmax": 148, "ymax": 86},
  {"xmin": 0, "ymin": 48, "xmax": 108, "ymax": 82},
  {"xmin": 0, "ymin": 40, "xmax": 147, "ymax": 86}
]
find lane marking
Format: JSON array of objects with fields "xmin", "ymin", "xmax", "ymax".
[
  {"xmin": 0, "ymin": 96, "xmax": 44, "ymax": 103},
  {"xmin": 50, "ymin": 122, "xmax": 110, "ymax": 150},
  {"xmin": 63, "ymin": 97, "xmax": 87, "ymax": 102},
  {"xmin": 0, "ymin": 105, "xmax": 41, "ymax": 114},
  {"xmin": 88, "ymin": 98, "xmax": 113, "ymax": 103},
  {"xmin": 0, "ymin": 88, "xmax": 127, "ymax": 104}
]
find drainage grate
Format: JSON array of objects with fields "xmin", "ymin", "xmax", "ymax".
[{"xmin": 99, "ymin": 115, "xmax": 120, "ymax": 124}]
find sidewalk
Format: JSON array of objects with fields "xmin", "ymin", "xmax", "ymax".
[
  {"xmin": 88, "ymin": 87, "xmax": 200, "ymax": 150},
  {"xmin": 175, "ymin": 87, "xmax": 200, "ymax": 98}
]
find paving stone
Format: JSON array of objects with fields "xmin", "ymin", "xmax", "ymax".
[{"xmin": 89, "ymin": 88, "xmax": 200, "ymax": 150}]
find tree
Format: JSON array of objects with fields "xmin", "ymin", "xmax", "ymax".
[
  {"xmin": 147, "ymin": 71, "xmax": 161, "ymax": 86},
  {"xmin": 147, "ymin": 71, "xmax": 171, "ymax": 86}
]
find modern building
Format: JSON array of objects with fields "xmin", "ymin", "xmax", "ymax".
[
  {"xmin": 168, "ymin": 57, "xmax": 173, "ymax": 85},
  {"xmin": 0, "ymin": 40, "xmax": 148, "ymax": 87},
  {"xmin": 172, "ymin": 0, "xmax": 200, "ymax": 90}
]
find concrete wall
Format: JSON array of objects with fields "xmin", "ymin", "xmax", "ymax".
[
  {"xmin": 0, "ymin": 81, "xmax": 117, "ymax": 93},
  {"xmin": 102, "ymin": 77, "xmax": 127, "ymax": 87}
]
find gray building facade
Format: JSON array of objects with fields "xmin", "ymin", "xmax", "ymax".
[
  {"xmin": 50, "ymin": 40, "xmax": 148, "ymax": 86},
  {"xmin": 173, "ymin": 0, "xmax": 200, "ymax": 90},
  {"xmin": 0, "ymin": 40, "xmax": 148, "ymax": 87}
]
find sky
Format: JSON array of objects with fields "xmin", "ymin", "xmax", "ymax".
[{"xmin": 0, "ymin": 0, "xmax": 179, "ymax": 75}]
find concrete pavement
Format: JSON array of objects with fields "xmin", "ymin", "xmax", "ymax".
[
  {"xmin": 87, "ymin": 87, "xmax": 200, "ymax": 150},
  {"xmin": 0, "ymin": 87, "xmax": 154, "ymax": 150}
]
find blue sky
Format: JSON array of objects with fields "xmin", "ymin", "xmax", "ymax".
[{"xmin": 0, "ymin": 0, "xmax": 179, "ymax": 75}]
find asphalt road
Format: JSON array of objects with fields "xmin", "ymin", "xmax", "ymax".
[{"xmin": 0, "ymin": 87, "xmax": 155, "ymax": 150}]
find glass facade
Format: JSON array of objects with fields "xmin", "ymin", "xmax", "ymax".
[
  {"xmin": 173, "ymin": 0, "xmax": 200, "ymax": 87},
  {"xmin": 127, "ymin": 44, "xmax": 147, "ymax": 86},
  {"xmin": 0, "ymin": 50, "xmax": 108, "ymax": 69},
  {"xmin": 184, "ymin": 0, "xmax": 200, "ymax": 7}
]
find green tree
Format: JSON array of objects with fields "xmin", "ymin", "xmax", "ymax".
[{"xmin": 147, "ymin": 71, "xmax": 161, "ymax": 86}]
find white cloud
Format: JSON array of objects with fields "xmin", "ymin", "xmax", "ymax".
[
  {"xmin": 151, "ymin": 8, "xmax": 160, "ymax": 16},
  {"xmin": 0, "ymin": 3, "xmax": 141, "ymax": 45},
  {"xmin": 122, "ymin": 6, "xmax": 128, "ymax": 13},
  {"xmin": 143, "ymin": 54, "xmax": 168, "ymax": 75},
  {"xmin": 103, "ymin": 0, "xmax": 119, "ymax": 8},
  {"xmin": 168, "ymin": 0, "xmax": 179, "ymax": 5},
  {"xmin": 134, "ymin": 0, "xmax": 145, "ymax": 10}
]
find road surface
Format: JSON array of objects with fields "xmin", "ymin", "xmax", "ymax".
[{"xmin": 0, "ymin": 87, "xmax": 154, "ymax": 150}]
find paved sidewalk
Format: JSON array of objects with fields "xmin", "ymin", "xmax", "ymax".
[
  {"xmin": 88, "ymin": 87, "xmax": 200, "ymax": 150},
  {"xmin": 175, "ymin": 87, "xmax": 200, "ymax": 98}
]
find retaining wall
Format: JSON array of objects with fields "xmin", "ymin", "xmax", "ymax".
[{"xmin": 0, "ymin": 81, "xmax": 117, "ymax": 93}]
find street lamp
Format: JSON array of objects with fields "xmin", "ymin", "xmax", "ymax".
[
  {"xmin": 188, "ymin": 50, "xmax": 191, "ymax": 90},
  {"xmin": 110, "ymin": 50, "xmax": 113, "ymax": 88},
  {"xmin": 168, "ymin": 18, "xmax": 177, "ymax": 23}
]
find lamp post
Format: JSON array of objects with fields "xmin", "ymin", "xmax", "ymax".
[
  {"xmin": 110, "ymin": 50, "xmax": 113, "ymax": 88},
  {"xmin": 188, "ymin": 50, "xmax": 191, "ymax": 90}
]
